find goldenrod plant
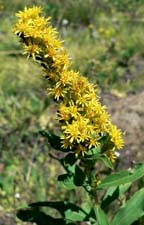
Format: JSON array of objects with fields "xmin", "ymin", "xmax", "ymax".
[{"xmin": 13, "ymin": 6, "xmax": 144, "ymax": 225}]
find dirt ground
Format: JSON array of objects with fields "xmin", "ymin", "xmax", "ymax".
[{"xmin": 102, "ymin": 90, "xmax": 144, "ymax": 169}]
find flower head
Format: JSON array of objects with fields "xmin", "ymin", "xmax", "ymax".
[{"xmin": 13, "ymin": 6, "xmax": 124, "ymax": 159}]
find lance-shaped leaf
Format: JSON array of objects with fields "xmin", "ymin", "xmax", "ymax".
[
  {"xmin": 74, "ymin": 165, "xmax": 86, "ymax": 186},
  {"xmin": 95, "ymin": 206, "xmax": 110, "ymax": 225},
  {"xmin": 60, "ymin": 153, "xmax": 77, "ymax": 173},
  {"xmin": 111, "ymin": 188, "xmax": 144, "ymax": 225},
  {"xmin": 58, "ymin": 174, "xmax": 75, "ymax": 190},
  {"xmin": 87, "ymin": 146, "xmax": 101, "ymax": 156},
  {"xmin": 18, "ymin": 201, "xmax": 89, "ymax": 224},
  {"xmin": 39, "ymin": 130, "xmax": 65, "ymax": 151},
  {"xmin": 98, "ymin": 163, "xmax": 144, "ymax": 189},
  {"xmin": 101, "ymin": 183, "xmax": 131, "ymax": 209},
  {"xmin": 98, "ymin": 154, "xmax": 113, "ymax": 169},
  {"xmin": 29, "ymin": 201, "xmax": 96, "ymax": 223},
  {"xmin": 58, "ymin": 165, "xmax": 86, "ymax": 189},
  {"xmin": 65, "ymin": 209, "xmax": 87, "ymax": 222}
]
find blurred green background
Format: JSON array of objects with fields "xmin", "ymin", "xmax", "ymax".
[{"xmin": 0, "ymin": 0, "xmax": 144, "ymax": 224}]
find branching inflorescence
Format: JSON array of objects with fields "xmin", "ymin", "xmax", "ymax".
[{"xmin": 13, "ymin": 6, "xmax": 124, "ymax": 161}]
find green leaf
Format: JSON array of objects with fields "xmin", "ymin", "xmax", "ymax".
[
  {"xmin": 99, "ymin": 155, "xmax": 113, "ymax": 169},
  {"xmin": 29, "ymin": 201, "xmax": 89, "ymax": 223},
  {"xmin": 95, "ymin": 206, "xmax": 110, "ymax": 225},
  {"xmin": 66, "ymin": 164, "xmax": 76, "ymax": 174},
  {"xmin": 101, "ymin": 141, "xmax": 115, "ymax": 153},
  {"xmin": 101, "ymin": 183, "xmax": 131, "ymax": 209},
  {"xmin": 103, "ymin": 186, "xmax": 118, "ymax": 201},
  {"xmin": 86, "ymin": 149, "xmax": 113, "ymax": 170},
  {"xmin": 111, "ymin": 188, "xmax": 144, "ymax": 225},
  {"xmin": 63, "ymin": 153, "xmax": 77, "ymax": 166},
  {"xmin": 82, "ymin": 202, "xmax": 92, "ymax": 214},
  {"xmin": 87, "ymin": 146, "xmax": 101, "ymax": 156},
  {"xmin": 0, "ymin": 176, "xmax": 3, "ymax": 189},
  {"xmin": 65, "ymin": 209, "xmax": 87, "ymax": 222},
  {"xmin": 99, "ymin": 135, "xmax": 109, "ymax": 145},
  {"xmin": 82, "ymin": 202, "xmax": 96, "ymax": 222},
  {"xmin": 74, "ymin": 165, "xmax": 86, "ymax": 186},
  {"xmin": 17, "ymin": 207, "xmax": 67, "ymax": 224},
  {"xmin": 60, "ymin": 153, "xmax": 77, "ymax": 173},
  {"xmin": 119, "ymin": 182, "xmax": 131, "ymax": 196},
  {"xmin": 57, "ymin": 174, "xmax": 75, "ymax": 190},
  {"xmin": 98, "ymin": 163, "xmax": 144, "ymax": 189},
  {"xmin": 58, "ymin": 165, "xmax": 86, "ymax": 189},
  {"xmin": 101, "ymin": 186, "xmax": 119, "ymax": 209},
  {"xmin": 39, "ymin": 130, "xmax": 65, "ymax": 151}
]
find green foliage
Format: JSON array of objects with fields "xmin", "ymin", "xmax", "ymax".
[
  {"xmin": 17, "ymin": 201, "xmax": 96, "ymax": 224},
  {"xmin": 111, "ymin": 188, "xmax": 144, "ymax": 225},
  {"xmin": 98, "ymin": 163, "xmax": 144, "ymax": 189},
  {"xmin": 95, "ymin": 206, "xmax": 110, "ymax": 225},
  {"xmin": 101, "ymin": 183, "xmax": 131, "ymax": 209},
  {"xmin": 107, "ymin": 0, "xmax": 143, "ymax": 13},
  {"xmin": 58, "ymin": 165, "xmax": 86, "ymax": 190}
]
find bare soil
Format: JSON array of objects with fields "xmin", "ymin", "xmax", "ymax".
[{"xmin": 101, "ymin": 90, "xmax": 144, "ymax": 169}]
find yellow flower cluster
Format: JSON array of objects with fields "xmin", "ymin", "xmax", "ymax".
[{"xmin": 13, "ymin": 6, "xmax": 124, "ymax": 158}]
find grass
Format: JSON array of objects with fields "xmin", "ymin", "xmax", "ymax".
[
  {"xmin": 65, "ymin": 22, "xmax": 144, "ymax": 92},
  {"xmin": 0, "ymin": 55, "xmax": 71, "ymax": 213},
  {"xmin": 1, "ymin": 0, "xmax": 144, "ymax": 91}
]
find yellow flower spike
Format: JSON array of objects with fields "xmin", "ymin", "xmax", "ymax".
[{"xmin": 14, "ymin": 6, "xmax": 124, "ymax": 157}]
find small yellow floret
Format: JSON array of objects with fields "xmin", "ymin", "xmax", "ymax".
[{"xmin": 108, "ymin": 123, "xmax": 124, "ymax": 149}]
